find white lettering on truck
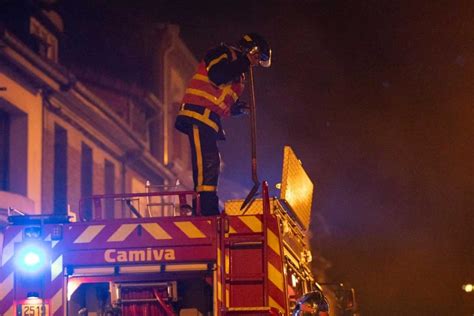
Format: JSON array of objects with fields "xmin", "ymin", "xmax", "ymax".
[{"xmin": 104, "ymin": 248, "xmax": 176, "ymax": 263}]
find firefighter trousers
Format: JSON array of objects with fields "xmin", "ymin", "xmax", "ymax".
[{"xmin": 188, "ymin": 124, "xmax": 220, "ymax": 215}]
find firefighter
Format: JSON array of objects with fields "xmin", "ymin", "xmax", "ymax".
[
  {"xmin": 175, "ymin": 33, "xmax": 271, "ymax": 215},
  {"xmin": 292, "ymin": 290, "xmax": 330, "ymax": 316}
]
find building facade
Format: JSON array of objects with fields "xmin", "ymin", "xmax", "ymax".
[{"xmin": 0, "ymin": 2, "xmax": 196, "ymax": 221}]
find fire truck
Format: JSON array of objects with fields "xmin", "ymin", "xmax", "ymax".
[{"xmin": 0, "ymin": 146, "xmax": 353, "ymax": 316}]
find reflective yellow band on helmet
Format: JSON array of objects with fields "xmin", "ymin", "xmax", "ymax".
[
  {"xmin": 207, "ymin": 53, "xmax": 228, "ymax": 71},
  {"xmin": 243, "ymin": 34, "xmax": 252, "ymax": 42}
]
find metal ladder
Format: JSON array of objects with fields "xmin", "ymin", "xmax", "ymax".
[{"xmin": 219, "ymin": 182, "xmax": 281, "ymax": 316}]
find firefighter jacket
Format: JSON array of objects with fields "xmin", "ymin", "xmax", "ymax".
[{"xmin": 176, "ymin": 44, "xmax": 250, "ymax": 137}]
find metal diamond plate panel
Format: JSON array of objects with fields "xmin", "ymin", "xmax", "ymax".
[{"xmin": 280, "ymin": 146, "xmax": 313, "ymax": 230}]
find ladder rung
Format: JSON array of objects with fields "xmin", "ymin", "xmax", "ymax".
[
  {"xmin": 224, "ymin": 273, "xmax": 265, "ymax": 283},
  {"xmin": 225, "ymin": 236, "xmax": 264, "ymax": 245},
  {"xmin": 224, "ymin": 306, "xmax": 272, "ymax": 314}
]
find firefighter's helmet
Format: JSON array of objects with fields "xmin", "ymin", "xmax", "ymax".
[
  {"xmin": 238, "ymin": 33, "xmax": 272, "ymax": 67},
  {"xmin": 292, "ymin": 290, "xmax": 329, "ymax": 316}
]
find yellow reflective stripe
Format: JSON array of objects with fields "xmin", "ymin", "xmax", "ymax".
[
  {"xmin": 44, "ymin": 234, "xmax": 59, "ymax": 248},
  {"xmin": 267, "ymin": 229, "xmax": 281, "ymax": 256},
  {"xmin": 197, "ymin": 185, "xmax": 217, "ymax": 192},
  {"xmin": 120, "ymin": 265, "xmax": 161, "ymax": 273},
  {"xmin": 107, "ymin": 224, "xmax": 138, "ymax": 242},
  {"xmin": 217, "ymin": 248, "xmax": 222, "ymax": 302},
  {"xmin": 193, "ymin": 73, "xmax": 210, "ymax": 82},
  {"xmin": 185, "ymin": 88, "xmax": 227, "ymax": 110},
  {"xmin": 193, "ymin": 126, "xmax": 204, "ymax": 188},
  {"xmin": 221, "ymin": 85, "xmax": 239, "ymax": 102},
  {"xmin": 243, "ymin": 34, "xmax": 253, "ymax": 42},
  {"xmin": 239, "ymin": 216, "xmax": 262, "ymax": 232},
  {"xmin": 175, "ymin": 221, "xmax": 207, "ymax": 238},
  {"xmin": 51, "ymin": 289, "xmax": 63, "ymax": 314},
  {"xmin": 268, "ymin": 262, "xmax": 284, "ymax": 292},
  {"xmin": 51, "ymin": 255, "xmax": 63, "ymax": 281},
  {"xmin": 1, "ymin": 232, "xmax": 22, "ymax": 266},
  {"xmin": 165, "ymin": 263, "xmax": 208, "ymax": 272},
  {"xmin": 141, "ymin": 223, "xmax": 172, "ymax": 240},
  {"xmin": 4, "ymin": 305, "xmax": 14, "ymax": 316},
  {"xmin": 74, "ymin": 225, "xmax": 105, "ymax": 243},
  {"xmin": 178, "ymin": 109, "xmax": 219, "ymax": 132},
  {"xmin": 269, "ymin": 296, "xmax": 285, "ymax": 313},
  {"xmin": 193, "ymin": 73, "xmax": 230, "ymax": 90},
  {"xmin": 229, "ymin": 225, "xmax": 237, "ymax": 234},
  {"xmin": 207, "ymin": 53, "xmax": 228, "ymax": 71},
  {"xmin": 225, "ymin": 251, "xmax": 229, "ymax": 274},
  {"xmin": 0, "ymin": 273, "xmax": 13, "ymax": 300}
]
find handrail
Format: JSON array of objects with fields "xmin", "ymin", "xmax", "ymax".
[
  {"xmin": 262, "ymin": 181, "xmax": 270, "ymax": 307},
  {"xmin": 78, "ymin": 190, "xmax": 200, "ymax": 221}
]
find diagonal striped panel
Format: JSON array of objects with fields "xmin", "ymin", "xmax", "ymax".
[
  {"xmin": 44, "ymin": 234, "xmax": 60, "ymax": 248},
  {"xmin": 1, "ymin": 232, "xmax": 22, "ymax": 266},
  {"xmin": 228, "ymin": 225, "xmax": 237, "ymax": 234},
  {"xmin": 266, "ymin": 217, "xmax": 287, "ymax": 314},
  {"xmin": 107, "ymin": 224, "xmax": 137, "ymax": 242},
  {"xmin": 269, "ymin": 296, "xmax": 285, "ymax": 313},
  {"xmin": 3, "ymin": 305, "xmax": 14, "ymax": 316},
  {"xmin": 174, "ymin": 222, "xmax": 206, "ymax": 238},
  {"xmin": 239, "ymin": 216, "xmax": 262, "ymax": 232},
  {"xmin": 268, "ymin": 262, "xmax": 284, "ymax": 292},
  {"xmin": 142, "ymin": 223, "xmax": 172, "ymax": 240},
  {"xmin": 267, "ymin": 229, "xmax": 281, "ymax": 256},
  {"xmin": 51, "ymin": 255, "xmax": 63, "ymax": 281},
  {"xmin": 0, "ymin": 272, "xmax": 13, "ymax": 300},
  {"xmin": 73, "ymin": 225, "xmax": 105, "ymax": 243},
  {"xmin": 50, "ymin": 289, "xmax": 63, "ymax": 315}
]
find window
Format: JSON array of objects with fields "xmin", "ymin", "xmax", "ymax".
[
  {"xmin": 0, "ymin": 108, "xmax": 27, "ymax": 195},
  {"xmin": 104, "ymin": 159, "xmax": 115, "ymax": 219},
  {"xmin": 30, "ymin": 17, "xmax": 58, "ymax": 62},
  {"xmin": 54, "ymin": 124, "xmax": 67, "ymax": 214},
  {"xmin": 81, "ymin": 143, "xmax": 93, "ymax": 220},
  {"xmin": 0, "ymin": 109, "xmax": 9, "ymax": 191},
  {"xmin": 149, "ymin": 119, "xmax": 162, "ymax": 162}
]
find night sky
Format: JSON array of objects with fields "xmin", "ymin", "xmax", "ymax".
[{"xmin": 57, "ymin": 1, "xmax": 474, "ymax": 315}]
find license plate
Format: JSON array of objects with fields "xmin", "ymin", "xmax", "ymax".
[{"xmin": 21, "ymin": 304, "xmax": 49, "ymax": 316}]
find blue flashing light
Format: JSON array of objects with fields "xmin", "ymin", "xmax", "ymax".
[
  {"xmin": 15, "ymin": 243, "xmax": 48, "ymax": 274},
  {"xmin": 24, "ymin": 251, "xmax": 41, "ymax": 266}
]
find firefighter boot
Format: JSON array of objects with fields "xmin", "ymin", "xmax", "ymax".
[{"xmin": 199, "ymin": 191, "xmax": 220, "ymax": 216}]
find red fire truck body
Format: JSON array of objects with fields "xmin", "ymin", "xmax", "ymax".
[{"xmin": 0, "ymin": 147, "xmax": 318, "ymax": 316}]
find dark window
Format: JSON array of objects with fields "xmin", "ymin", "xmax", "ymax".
[
  {"xmin": 149, "ymin": 119, "xmax": 162, "ymax": 162},
  {"xmin": 54, "ymin": 124, "xmax": 67, "ymax": 214},
  {"xmin": 81, "ymin": 143, "xmax": 93, "ymax": 220},
  {"xmin": 104, "ymin": 159, "xmax": 115, "ymax": 219},
  {"xmin": 0, "ymin": 109, "xmax": 9, "ymax": 191}
]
